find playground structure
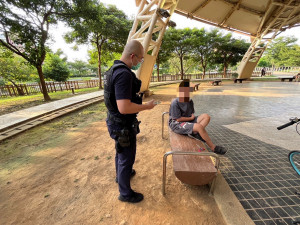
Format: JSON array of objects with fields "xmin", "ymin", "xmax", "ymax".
[{"xmin": 129, "ymin": 0, "xmax": 300, "ymax": 92}]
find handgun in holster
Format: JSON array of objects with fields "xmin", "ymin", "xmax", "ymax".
[
  {"xmin": 113, "ymin": 128, "xmax": 130, "ymax": 153},
  {"xmin": 131, "ymin": 120, "xmax": 141, "ymax": 134}
]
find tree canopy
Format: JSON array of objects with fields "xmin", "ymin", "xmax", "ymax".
[
  {"xmin": 0, "ymin": 46, "xmax": 35, "ymax": 95},
  {"xmin": 160, "ymin": 27, "xmax": 250, "ymax": 78},
  {"xmin": 0, "ymin": 0, "xmax": 96, "ymax": 100},
  {"xmin": 64, "ymin": 3, "xmax": 132, "ymax": 88},
  {"xmin": 162, "ymin": 28, "xmax": 195, "ymax": 79},
  {"xmin": 263, "ymin": 36, "xmax": 300, "ymax": 67},
  {"xmin": 213, "ymin": 33, "xmax": 250, "ymax": 76},
  {"xmin": 191, "ymin": 28, "xmax": 223, "ymax": 78},
  {"xmin": 43, "ymin": 50, "xmax": 70, "ymax": 82}
]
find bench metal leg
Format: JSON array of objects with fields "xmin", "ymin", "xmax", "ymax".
[
  {"xmin": 162, "ymin": 151, "xmax": 172, "ymax": 195},
  {"xmin": 162, "ymin": 112, "xmax": 169, "ymax": 140},
  {"xmin": 208, "ymin": 175, "xmax": 217, "ymax": 196}
]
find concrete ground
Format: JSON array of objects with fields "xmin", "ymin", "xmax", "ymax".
[{"xmin": 194, "ymin": 81, "xmax": 300, "ymax": 224}]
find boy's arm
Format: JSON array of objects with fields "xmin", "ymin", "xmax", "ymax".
[
  {"xmin": 176, "ymin": 114, "xmax": 195, "ymax": 122},
  {"xmin": 175, "ymin": 100, "xmax": 195, "ymax": 122}
]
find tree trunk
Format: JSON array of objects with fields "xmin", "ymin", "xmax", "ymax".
[
  {"xmin": 202, "ymin": 67, "xmax": 206, "ymax": 80},
  {"xmin": 201, "ymin": 58, "xmax": 205, "ymax": 80},
  {"xmin": 8, "ymin": 79, "xmax": 25, "ymax": 96},
  {"xmin": 223, "ymin": 64, "xmax": 228, "ymax": 78},
  {"xmin": 180, "ymin": 55, "xmax": 184, "ymax": 80},
  {"xmin": 97, "ymin": 43, "xmax": 102, "ymax": 89},
  {"xmin": 156, "ymin": 57, "xmax": 160, "ymax": 82},
  {"xmin": 37, "ymin": 65, "xmax": 51, "ymax": 101}
]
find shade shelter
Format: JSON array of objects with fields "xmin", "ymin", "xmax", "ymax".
[{"xmin": 128, "ymin": 0, "xmax": 300, "ymax": 92}]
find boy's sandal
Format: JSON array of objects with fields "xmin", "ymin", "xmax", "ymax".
[{"xmin": 213, "ymin": 146, "xmax": 227, "ymax": 155}]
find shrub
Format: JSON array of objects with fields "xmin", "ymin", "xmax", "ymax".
[{"xmin": 231, "ymin": 72, "xmax": 238, "ymax": 78}]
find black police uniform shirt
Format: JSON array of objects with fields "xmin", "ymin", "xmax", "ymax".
[{"xmin": 110, "ymin": 60, "xmax": 138, "ymax": 122}]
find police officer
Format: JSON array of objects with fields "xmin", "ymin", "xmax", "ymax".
[{"xmin": 104, "ymin": 40, "xmax": 156, "ymax": 203}]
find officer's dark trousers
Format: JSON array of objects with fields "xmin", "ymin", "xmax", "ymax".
[
  {"xmin": 106, "ymin": 121, "xmax": 137, "ymax": 197},
  {"xmin": 115, "ymin": 136, "xmax": 136, "ymax": 197}
]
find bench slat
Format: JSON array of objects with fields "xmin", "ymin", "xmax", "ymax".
[{"xmin": 169, "ymin": 130, "xmax": 217, "ymax": 185}]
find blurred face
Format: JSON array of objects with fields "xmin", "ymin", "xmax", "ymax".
[{"xmin": 178, "ymin": 86, "xmax": 193, "ymax": 102}]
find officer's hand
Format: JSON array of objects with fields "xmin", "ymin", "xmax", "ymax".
[{"xmin": 145, "ymin": 99, "xmax": 156, "ymax": 109}]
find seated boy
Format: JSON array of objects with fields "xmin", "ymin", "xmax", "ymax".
[{"xmin": 169, "ymin": 79, "xmax": 227, "ymax": 155}]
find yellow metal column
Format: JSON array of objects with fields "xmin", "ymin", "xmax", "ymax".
[
  {"xmin": 129, "ymin": 0, "xmax": 179, "ymax": 93},
  {"xmin": 237, "ymin": 0, "xmax": 299, "ymax": 79}
]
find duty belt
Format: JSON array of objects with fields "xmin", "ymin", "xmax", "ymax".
[{"xmin": 107, "ymin": 111, "xmax": 133, "ymax": 127}]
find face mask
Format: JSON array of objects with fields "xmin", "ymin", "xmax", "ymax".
[{"xmin": 132, "ymin": 62, "xmax": 142, "ymax": 70}]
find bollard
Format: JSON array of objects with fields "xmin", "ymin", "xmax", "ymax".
[{"xmin": 71, "ymin": 86, "xmax": 75, "ymax": 94}]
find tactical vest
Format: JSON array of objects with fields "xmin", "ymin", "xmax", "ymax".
[{"xmin": 103, "ymin": 62, "xmax": 142, "ymax": 123}]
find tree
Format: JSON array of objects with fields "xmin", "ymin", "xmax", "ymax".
[
  {"xmin": 88, "ymin": 47, "xmax": 121, "ymax": 72},
  {"xmin": 65, "ymin": 3, "xmax": 132, "ymax": 89},
  {"xmin": 283, "ymin": 45, "xmax": 300, "ymax": 66},
  {"xmin": 168, "ymin": 55, "xmax": 196, "ymax": 76},
  {"xmin": 0, "ymin": 46, "xmax": 34, "ymax": 95},
  {"xmin": 163, "ymin": 28, "xmax": 194, "ymax": 80},
  {"xmin": 264, "ymin": 36, "xmax": 300, "ymax": 67},
  {"xmin": 258, "ymin": 56, "xmax": 272, "ymax": 67},
  {"xmin": 214, "ymin": 34, "xmax": 250, "ymax": 77},
  {"xmin": 43, "ymin": 52, "xmax": 70, "ymax": 82},
  {"xmin": 68, "ymin": 60, "xmax": 90, "ymax": 77},
  {"xmin": 191, "ymin": 28, "xmax": 222, "ymax": 79},
  {"xmin": 0, "ymin": 0, "xmax": 95, "ymax": 100}
]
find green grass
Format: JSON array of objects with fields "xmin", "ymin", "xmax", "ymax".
[
  {"xmin": 0, "ymin": 87, "xmax": 100, "ymax": 116},
  {"xmin": 0, "ymin": 102, "xmax": 107, "ymax": 171}
]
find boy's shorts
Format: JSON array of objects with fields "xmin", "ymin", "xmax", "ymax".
[{"xmin": 169, "ymin": 116, "xmax": 198, "ymax": 135}]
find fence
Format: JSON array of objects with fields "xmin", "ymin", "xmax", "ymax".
[
  {"xmin": 252, "ymin": 66, "xmax": 300, "ymax": 76},
  {"xmin": 0, "ymin": 80, "xmax": 99, "ymax": 97},
  {"xmin": 152, "ymin": 66, "xmax": 300, "ymax": 81},
  {"xmin": 150, "ymin": 72, "xmax": 232, "ymax": 82}
]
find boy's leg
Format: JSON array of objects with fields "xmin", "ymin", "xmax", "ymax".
[
  {"xmin": 196, "ymin": 113, "xmax": 210, "ymax": 128},
  {"xmin": 193, "ymin": 116, "xmax": 227, "ymax": 155},
  {"xmin": 192, "ymin": 123, "xmax": 215, "ymax": 150}
]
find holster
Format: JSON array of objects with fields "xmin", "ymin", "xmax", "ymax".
[
  {"xmin": 108, "ymin": 112, "xmax": 141, "ymax": 153},
  {"xmin": 113, "ymin": 128, "xmax": 130, "ymax": 153},
  {"xmin": 131, "ymin": 119, "xmax": 141, "ymax": 135}
]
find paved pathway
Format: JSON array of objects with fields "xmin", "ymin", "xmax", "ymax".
[
  {"xmin": 0, "ymin": 81, "xmax": 178, "ymax": 131},
  {"xmin": 194, "ymin": 82, "xmax": 300, "ymax": 225},
  {"xmin": 0, "ymin": 91, "xmax": 103, "ymax": 131}
]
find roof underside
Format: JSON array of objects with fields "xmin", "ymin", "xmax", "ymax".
[{"xmin": 172, "ymin": 0, "xmax": 300, "ymax": 37}]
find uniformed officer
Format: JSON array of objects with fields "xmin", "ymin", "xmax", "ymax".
[{"xmin": 104, "ymin": 40, "xmax": 156, "ymax": 203}]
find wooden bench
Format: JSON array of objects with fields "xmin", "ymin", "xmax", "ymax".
[
  {"xmin": 277, "ymin": 76, "xmax": 296, "ymax": 82},
  {"xmin": 161, "ymin": 112, "xmax": 220, "ymax": 196},
  {"xmin": 210, "ymin": 79, "xmax": 222, "ymax": 86},
  {"xmin": 192, "ymin": 83, "xmax": 200, "ymax": 91}
]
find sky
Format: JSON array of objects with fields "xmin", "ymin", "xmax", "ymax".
[{"xmin": 49, "ymin": 0, "xmax": 300, "ymax": 62}]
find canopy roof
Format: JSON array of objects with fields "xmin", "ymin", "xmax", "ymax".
[{"xmin": 167, "ymin": 0, "xmax": 300, "ymax": 37}]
